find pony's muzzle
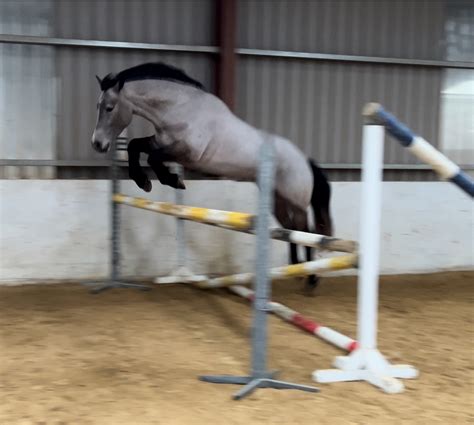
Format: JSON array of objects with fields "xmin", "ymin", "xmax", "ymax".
[{"xmin": 91, "ymin": 139, "xmax": 110, "ymax": 153}]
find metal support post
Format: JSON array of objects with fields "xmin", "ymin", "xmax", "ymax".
[
  {"xmin": 199, "ymin": 140, "xmax": 319, "ymax": 399},
  {"xmin": 89, "ymin": 137, "xmax": 151, "ymax": 294}
]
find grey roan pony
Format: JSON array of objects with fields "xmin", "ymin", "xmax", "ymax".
[{"xmin": 92, "ymin": 62, "xmax": 333, "ymax": 290}]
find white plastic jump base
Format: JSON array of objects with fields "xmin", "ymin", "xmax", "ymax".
[
  {"xmin": 154, "ymin": 267, "xmax": 207, "ymax": 285},
  {"xmin": 313, "ymin": 348, "xmax": 419, "ymax": 394}
]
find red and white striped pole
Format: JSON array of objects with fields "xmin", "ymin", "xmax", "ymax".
[{"xmin": 228, "ymin": 285, "xmax": 358, "ymax": 353}]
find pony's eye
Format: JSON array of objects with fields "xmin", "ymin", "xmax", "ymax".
[{"xmin": 105, "ymin": 106, "xmax": 114, "ymax": 112}]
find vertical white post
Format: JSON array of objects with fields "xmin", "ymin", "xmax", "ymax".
[
  {"xmin": 313, "ymin": 122, "xmax": 418, "ymax": 393},
  {"xmin": 174, "ymin": 164, "xmax": 186, "ymax": 270},
  {"xmin": 358, "ymin": 125, "xmax": 385, "ymax": 349}
]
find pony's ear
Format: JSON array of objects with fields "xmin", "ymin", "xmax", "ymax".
[
  {"xmin": 95, "ymin": 75, "xmax": 102, "ymax": 86},
  {"xmin": 97, "ymin": 73, "xmax": 120, "ymax": 92}
]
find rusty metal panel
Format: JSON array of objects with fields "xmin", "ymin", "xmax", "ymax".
[
  {"xmin": 236, "ymin": 57, "xmax": 442, "ymax": 171},
  {"xmin": 55, "ymin": 48, "xmax": 215, "ymax": 161},
  {"xmin": 237, "ymin": 0, "xmax": 445, "ymax": 60},
  {"xmin": 54, "ymin": 0, "xmax": 215, "ymax": 46}
]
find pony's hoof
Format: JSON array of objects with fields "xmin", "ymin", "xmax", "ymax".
[
  {"xmin": 143, "ymin": 180, "xmax": 152, "ymax": 192},
  {"xmin": 176, "ymin": 177, "xmax": 186, "ymax": 190},
  {"xmin": 303, "ymin": 275, "xmax": 320, "ymax": 296},
  {"xmin": 130, "ymin": 171, "xmax": 152, "ymax": 192},
  {"xmin": 169, "ymin": 174, "xmax": 186, "ymax": 190}
]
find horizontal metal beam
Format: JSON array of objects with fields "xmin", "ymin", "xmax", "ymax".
[
  {"xmin": 0, "ymin": 159, "xmax": 111, "ymax": 167},
  {"xmin": 1, "ymin": 34, "xmax": 472, "ymax": 69},
  {"xmin": 0, "ymin": 34, "xmax": 219, "ymax": 54},
  {"xmin": 320, "ymin": 163, "xmax": 474, "ymax": 171},
  {"xmin": 1, "ymin": 159, "xmax": 472, "ymax": 171},
  {"xmin": 236, "ymin": 48, "xmax": 474, "ymax": 69}
]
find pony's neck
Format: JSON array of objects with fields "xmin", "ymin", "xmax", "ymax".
[{"xmin": 122, "ymin": 80, "xmax": 192, "ymax": 128}]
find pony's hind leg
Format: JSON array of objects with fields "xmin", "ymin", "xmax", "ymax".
[
  {"xmin": 291, "ymin": 206, "xmax": 320, "ymax": 292},
  {"xmin": 274, "ymin": 194, "xmax": 319, "ymax": 292},
  {"xmin": 274, "ymin": 194, "xmax": 300, "ymax": 266}
]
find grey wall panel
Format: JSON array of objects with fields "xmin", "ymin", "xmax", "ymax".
[
  {"xmin": 54, "ymin": 0, "xmax": 215, "ymax": 46},
  {"xmin": 56, "ymin": 48, "xmax": 214, "ymax": 161},
  {"xmin": 238, "ymin": 0, "xmax": 445, "ymax": 60},
  {"xmin": 236, "ymin": 57, "xmax": 442, "ymax": 167},
  {"xmin": 2, "ymin": 0, "xmax": 466, "ymax": 183},
  {"xmin": 445, "ymin": 0, "xmax": 474, "ymax": 62},
  {"xmin": 439, "ymin": 68, "xmax": 474, "ymax": 164},
  {"xmin": 0, "ymin": 1, "xmax": 56, "ymax": 180},
  {"xmin": 0, "ymin": 0, "xmax": 52, "ymax": 36}
]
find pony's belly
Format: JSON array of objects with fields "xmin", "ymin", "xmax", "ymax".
[{"xmin": 190, "ymin": 160, "xmax": 258, "ymax": 182}]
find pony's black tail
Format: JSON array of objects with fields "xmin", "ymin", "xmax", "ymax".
[
  {"xmin": 299, "ymin": 160, "xmax": 333, "ymax": 292},
  {"xmin": 308, "ymin": 159, "xmax": 333, "ymax": 237}
]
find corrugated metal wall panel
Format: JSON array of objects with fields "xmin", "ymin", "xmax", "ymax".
[
  {"xmin": 0, "ymin": 1, "xmax": 56, "ymax": 178},
  {"xmin": 236, "ymin": 58, "xmax": 442, "ymax": 167},
  {"xmin": 445, "ymin": 0, "xmax": 474, "ymax": 62},
  {"xmin": 0, "ymin": 0, "xmax": 51, "ymax": 36},
  {"xmin": 54, "ymin": 0, "xmax": 215, "ymax": 46},
  {"xmin": 1, "ymin": 0, "xmax": 216, "ymax": 177},
  {"xmin": 56, "ymin": 48, "xmax": 214, "ymax": 161},
  {"xmin": 53, "ymin": 0, "xmax": 215, "ymax": 162},
  {"xmin": 3, "ymin": 0, "xmax": 468, "ymax": 183},
  {"xmin": 237, "ymin": 0, "xmax": 445, "ymax": 60}
]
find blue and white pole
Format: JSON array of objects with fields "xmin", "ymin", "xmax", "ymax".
[{"xmin": 363, "ymin": 103, "xmax": 474, "ymax": 198}]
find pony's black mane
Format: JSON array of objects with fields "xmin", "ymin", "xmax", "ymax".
[{"xmin": 100, "ymin": 62, "xmax": 205, "ymax": 92}]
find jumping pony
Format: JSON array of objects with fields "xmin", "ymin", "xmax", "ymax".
[{"xmin": 92, "ymin": 62, "xmax": 333, "ymax": 289}]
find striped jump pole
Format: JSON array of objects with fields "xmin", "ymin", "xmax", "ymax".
[
  {"xmin": 228, "ymin": 285, "xmax": 359, "ymax": 353},
  {"xmin": 313, "ymin": 110, "xmax": 419, "ymax": 394},
  {"xmin": 243, "ymin": 227, "xmax": 356, "ymax": 253},
  {"xmin": 114, "ymin": 194, "xmax": 357, "ymax": 254},
  {"xmin": 192, "ymin": 254, "xmax": 358, "ymax": 289},
  {"xmin": 113, "ymin": 193, "xmax": 253, "ymax": 229},
  {"xmin": 363, "ymin": 103, "xmax": 474, "ymax": 198}
]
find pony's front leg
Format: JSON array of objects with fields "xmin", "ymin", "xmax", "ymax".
[
  {"xmin": 127, "ymin": 136, "xmax": 154, "ymax": 192},
  {"xmin": 148, "ymin": 149, "xmax": 186, "ymax": 190}
]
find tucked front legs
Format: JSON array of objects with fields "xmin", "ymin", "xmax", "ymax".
[
  {"xmin": 148, "ymin": 149, "xmax": 186, "ymax": 190},
  {"xmin": 127, "ymin": 136, "xmax": 186, "ymax": 191},
  {"xmin": 127, "ymin": 136, "xmax": 154, "ymax": 192}
]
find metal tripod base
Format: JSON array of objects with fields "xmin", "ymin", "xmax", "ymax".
[
  {"xmin": 313, "ymin": 348, "xmax": 418, "ymax": 394},
  {"xmin": 87, "ymin": 280, "xmax": 152, "ymax": 294},
  {"xmin": 199, "ymin": 371, "xmax": 319, "ymax": 400}
]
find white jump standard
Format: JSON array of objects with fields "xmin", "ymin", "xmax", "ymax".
[{"xmin": 313, "ymin": 108, "xmax": 420, "ymax": 394}]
